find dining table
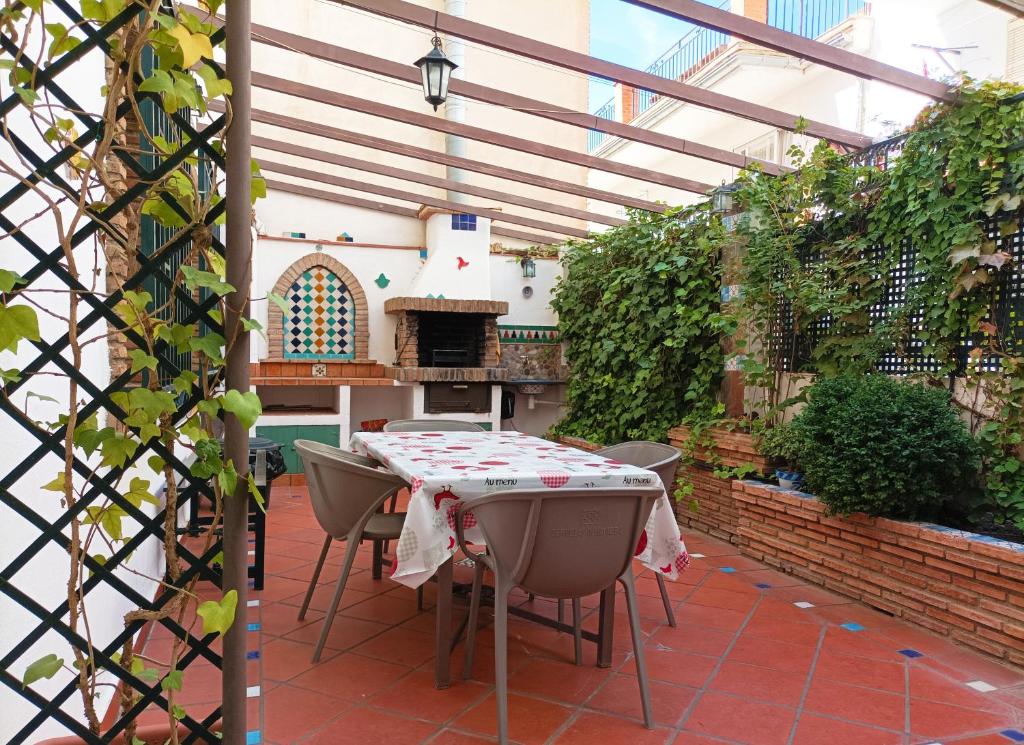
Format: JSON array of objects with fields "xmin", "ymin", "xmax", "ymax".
[{"xmin": 349, "ymin": 429, "xmax": 691, "ymax": 688}]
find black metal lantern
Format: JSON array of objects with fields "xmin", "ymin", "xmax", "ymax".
[
  {"xmin": 415, "ymin": 35, "xmax": 457, "ymax": 111},
  {"xmin": 520, "ymin": 257, "xmax": 536, "ymax": 278},
  {"xmin": 710, "ymin": 181, "xmax": 740, "ymax": 214}
]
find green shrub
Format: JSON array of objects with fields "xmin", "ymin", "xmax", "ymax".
[
  {"xmin": 793, "ymin": 375, "xmax": 979, "ymax": 520},
  {"xmin": 757, "ymin": 420, "xmax": 805, "ymax": 473}
]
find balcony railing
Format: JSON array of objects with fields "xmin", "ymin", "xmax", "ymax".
[{"xmin": 588, "ymin": 0, "xmax": 869, "ymax": 151}]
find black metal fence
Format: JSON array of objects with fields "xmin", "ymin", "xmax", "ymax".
[
  {"xmin": 771, "ymin": 137, "xmax": 1024, "ymax": 376},
  {"xmin": 0, "ymin": 3, "xmax": 229, "ymax": 742}
]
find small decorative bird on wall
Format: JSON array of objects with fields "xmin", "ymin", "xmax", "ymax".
[{"xmin": 457, "ymin": 256, "xmax": 469, "ymax": 270}]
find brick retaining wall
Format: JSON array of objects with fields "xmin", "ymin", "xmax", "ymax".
[{"xmin": 730, "ymin": 480, "xmax": 1024, "ymax": 667}]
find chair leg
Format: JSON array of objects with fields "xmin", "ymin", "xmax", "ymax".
[
  {"xmin": 383, "ymin": 491, "xmax": 399, "ymax": 555},
  {"xmin": 656, "ymin": 573, "xmax": 676, "ymax": 627},
  {"xmin": 372, "ymin": 539, "xmax": 384, "ymax": 580},
  {"xmin": 312, "ymin": 537, "xmax": 359, "ymax": 663},
  {"xmin": 462, "ymin": 560, "xmax": 485, "ymax": 680},
  {"xmin": 571, "ymin": 597, "xmax": 583, "ymax": 666},
  {"xmin": 619, "ymin": 572, "xmax": 654, "ymax": 729},
  {"xmin": 416, "ymin": 584, "xmax": 425, "ymax": 611},
  {"xmin": 298, "ymin": 534, "xmax": 332, "ymax": 621},
  {"xmin": 493, "ymin": 578, "xmax": 512, "ymax": 745},
  {"xmin": 557, "ymin": 598, "xmax": 564, "ymax": 626}
]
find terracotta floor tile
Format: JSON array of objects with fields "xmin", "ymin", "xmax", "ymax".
[
  {"xmin": 353, "ymin": 626, "xmax": 437, "ymax": 668},
  {"xmin": 908, "ymin": 667, "xmax": 1010, "ymax": 713},
  {"xmin": 790, "ymin": 714, "xmax": 903, "ymax": 745},
  {"xmin": 283, "ymin": 614, "xmax": 390, "ymax": 651},
  {"xmin": 817, "ymin": 628, "xmax": 907, "ymax": 662},
  {"xmin": 649, "ymin": 623, "xmax": 735, "ymax": 658},
  {"xmin": 671, "ymin": 733, "xmax": 743, "ymax": 745},
  {"xmin": 254, "ymin": 575, "xmax": 320, "ymax": 604},
  {"xmin": 813, "ymin": 651, "xmax": 905, "ymax": 694},
  {"xmin": 261, "ymin": 637, "xmax": 334, "ymax": 682},
  {"xmin": 803, "ymin": 678, "xmax": 905, "ymax": 730},
  {"xmin": 623, "ymin": 648, "xmax": 719, "ymax": 688},
  {"xmin": 302, "ymin": 705, "xmax": 440, "ymax": 744},
  {"xmin": 288, "ymin": 651, "xmax": 411, "ymax": 701},
  {"xmin": 726, "ymin": 636, "xmax": 817, "ymax": 675},
  {"xmin": 708, "ymin": 661, "xmax": 808, "ymax": 707},
  {"xmin": 685, "ymin": 587, "xmax": 759, "ymax": 613},
  {"xmin": 262, "ymin": 684, "xmax": 348, "ymax": 744},
  {"xmin": 368, "ymin": 670, "xmax": 489, "ymax": 723},
  {"xmin": 278, "ymin": 582, "xmax": 375, "ymax": 615},
  {"xmin": 741, "ymin": 616, "xmax": 823, "ymax": 648},
  {"xmin": 585, "ymin": 673, "xmax": 696, "ymax": 727},
  {"xmin": 427, "ymin": 730, "xmax": 497, "ymax": 745},
  {"xmin": 506, "ymin": 656, "xmax": 609, "ymax": 705},
  {"xmin": 453, "ymin": 692, "xmax": 573, "ymax": 745},
  {"xmin": 553, "ymin": 711, "xmax": 673, "ymax": 745},
  {"xmin": 682, "ymin": 691, "xmax": 796, "ymax": 745},
  {"xmin": 339, "ymin": 592, "xmax": 424, "ymax": 626},
  {"xmin": 673, "ymin": 603, "xmax": 748, "ymax": 632},
  {"xmin": 259, "ymin": 600, "xmax": 320, "ymax": 638},
  {"xmin": 909, "ymin": 698, "xmax": 1013, "ymax": 740}
]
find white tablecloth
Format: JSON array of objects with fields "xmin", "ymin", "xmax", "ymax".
[{"xmin": 350, "ymin": 430, "xmax": 690, "ymax": 588}]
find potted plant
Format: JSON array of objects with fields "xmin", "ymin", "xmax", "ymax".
[{"xmin": 758, "ymin": 420, "xmax": 805, "ymax": 490}]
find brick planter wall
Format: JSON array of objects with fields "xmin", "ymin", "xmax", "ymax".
[{"xmin": 732, "ymin": 480, "xmax": 1024, "ymax": 667}]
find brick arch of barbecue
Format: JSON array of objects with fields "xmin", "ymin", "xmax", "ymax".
[{"xmin": 267, "ymin": 253, "xmax": 370, "ymax": 361}]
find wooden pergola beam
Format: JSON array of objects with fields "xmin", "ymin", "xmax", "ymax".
[
  {"xmin": 620, "ymin": 0, "xmax": 954, "ymax": 102},
  {"xmin": 247, "ymin": 19, "xmax": 788, "ymax": 175},
  {"xmin": 246, "ymin": 107, "xmax": 666, "ymax": 212},
  {"xmin": 259, "ymin": 159, "xmax": 591, "ymax": 238},
  {"xmin": 252, "ymin": 72, "xmax": 716, "ymax": 195},
  {"xmin": 253, "ymin": 135, "xmax": 627, "ymax": 226},
  {"xmin": 265, "ymin": 178, "xmax": 563, "ymax": 245},
  {"xmin": 332, "ymin": 0, "xmax": 870, "ymax": 148},
  {"xmin": 979, "ymin": 0, "xmax": 1024, "ymax": 16}
]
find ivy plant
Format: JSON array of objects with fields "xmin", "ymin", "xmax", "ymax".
[{"xmin": 551, "ymin": 204, "xmax": 726, "ymax": 444}]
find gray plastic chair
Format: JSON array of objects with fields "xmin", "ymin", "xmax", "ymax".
[
  {"xmin": 294, "ymin": 440, "xmax": 410, "ymax": 662},
  {"xmin": 457, "ymin": 487, "xmax": 663, "ymax": 744},
  {"xmin": 383, "ymin": 419, "xmax": 485, "ymax": 432},
  {"xmin": 596, "ymin": 441, "xmax": 682, "ymax": 627}
]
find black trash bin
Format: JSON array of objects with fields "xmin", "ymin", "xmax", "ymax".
[{"xmin": 188, "ymin": 436, "xmax": 286, "ymax": 590}]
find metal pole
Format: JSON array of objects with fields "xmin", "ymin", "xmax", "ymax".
[{"xmin": 222, "ymin": 0, "xmax": 252, "ymax": 742}]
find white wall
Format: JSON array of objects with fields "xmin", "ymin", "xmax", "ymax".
[
  {"xmin": 490, "ymin": 255, "xmax": 560, "ymax": 325},
  {"xmin": 0, "ymin": 38, "xmax": 163, "ymax": 742}
]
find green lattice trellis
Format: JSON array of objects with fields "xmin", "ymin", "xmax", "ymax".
[{"xmin": 0, "ymin": 2, "xmax": 235, "ymax": 742}]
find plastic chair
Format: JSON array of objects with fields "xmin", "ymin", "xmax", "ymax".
[
  {"xmin": 294, "ymin": 439, "xmax": 411, "ymax": 662},
  {"xmin": 596, "ymin": 441, "xmax": 682, "ymax": 627},
  {"xmin": 383, "ymin": 419, "xmax": 485, "ymax": 432},
  {"xmin": 457, "ymin": 487, "xmax": 663, "ymax": 744}
]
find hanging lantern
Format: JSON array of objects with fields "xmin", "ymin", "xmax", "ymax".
[
  {"xmin": 710, "ymin": 181, "xmax": 740, "ymax": 214},
  {"xmin": 520, "ymin": 257, "xmax": 536, "ymax": 278},
  {"xmin": 415, "ymin": 35, "xmax": 457, "ymax": 111}
]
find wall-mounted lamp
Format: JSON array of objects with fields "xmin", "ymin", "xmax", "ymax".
[{"xmin": 520, "ymin": 256, "xmax": 536, "ymax": 278}]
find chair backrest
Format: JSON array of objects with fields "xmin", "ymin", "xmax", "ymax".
[
  {"xmin": 294, "ymin": 439, "xmax": 379, "ymax": 468},
  {"xmin": 464, "ymin": 487, "xmax": 663, "ymax": 598},
  {"xmin": 295, "ymin": 439, "xmax": 405, "ymax": 539},
  {"xmin": 596, "ymin": 441, "xmax": 681, "ymax": 494},
  {"xmin": 383, "ymin": 419, "xmax": 485, "ymax": 432}
]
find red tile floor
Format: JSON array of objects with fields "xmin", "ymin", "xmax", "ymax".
[{"xmin": 144, "ymin": 485, "xmax": 1024, "ymax": 745}]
